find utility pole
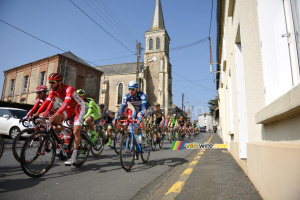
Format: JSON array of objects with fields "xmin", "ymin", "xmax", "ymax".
[
  {"xmin": 182, "ymin": 93, "xmax": 184, "ymax": 116},
  {"xmin": 136, "ymin": 42, "xmax": 141, "ymax": 88}
]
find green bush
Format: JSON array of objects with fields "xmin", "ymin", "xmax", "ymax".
[{"xmin": 0, "ymin": 100, "xmax": 33, "ymax": 111}]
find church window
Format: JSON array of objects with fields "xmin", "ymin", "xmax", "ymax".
[
  {"xmin": 156, "ymin": 38, "xmax": 160, "ymax": 49},
  {"xmin": 117, "ymin": 83, "xmax": 123, "ymax": 104},
  {"xmin": 149, "ymin": 38, "xmax": 153, "ymax": 50}
]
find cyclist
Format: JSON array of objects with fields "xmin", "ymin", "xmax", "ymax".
[
  {"xmin": 177, "ymin": 116, "xmax": 186, "ymax": 138},
  {"xmin": 99, "ymin": 104, "xmax": 114, "ymax": 146},
  {"xmin": 20, "ymin": 85, "xmax": 48, "ymax": 124},
  {"xmin": 76, "ymin": 89, "xmax": 100, "ymax": 143},
  {"xmin": 185, "ymin": 118, "xmax": 192, "ymax": 137},
  {"xmin": 33, "ymin": 73, "xmax": 85, "ymax": 166},
  {"xmin": 149, "ymin": 103, "xmax": 165, "ymax": 142},
  {"xmin": 116, "ymin": 81, "xmax": 147, "ymax": 144},
  {"xmin": 168, "ymin": 114, "xmax": 178, "ymax": 139},
  {"xmin": 192, "ymin": 120, "xmax": 198, "ymax": 133}
]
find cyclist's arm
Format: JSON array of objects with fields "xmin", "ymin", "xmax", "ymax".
[
  {"xmin": 36, "ymin": 92, "xmax": 53, "ymax": 114},
  {"xmin": 57, "ymin": 87, "xmax": 74, "ymax": 115},
  {"xmin": 140, "ymin": 93, "xmax": 147, "ymax": 117},
  {"xmin": 26, "ymin": 99, "xmax": 40, "ymax": 117},
  {"xmin": 117, "ymin": 96, "xmax": 128, "ymax": 118},
  {"xmin": 84, "ymin": 101, "xmax": 93, "ymax": 119}
]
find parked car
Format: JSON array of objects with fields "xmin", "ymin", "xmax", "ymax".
[
  {"xmin": 0, "ymin": 107, "xmax": 29, "ymax": 139},
  {"xmin": 200, "ymin": 127, "xmax": 206, "ymax": 132}
]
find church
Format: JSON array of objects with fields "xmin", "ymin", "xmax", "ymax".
[{"xmin": 95, "ymin": 0, "xmax": 173, "ymax": 116}]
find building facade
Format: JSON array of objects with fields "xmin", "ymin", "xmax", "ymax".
[
  {"xmin": 216, "ymin": 0, "xmax": 300, "ymax": 199},
  {"xmin": 1, "ymin": 52, "xmax": 102, "ymax": 104}
]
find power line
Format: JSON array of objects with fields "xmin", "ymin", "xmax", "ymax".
[
  {"xmin": 173, "ymin": 71, "xmax": 216, "ymax": 92},
  {"xmin": 173, "ymin": 88, "xmax": 207, "ymax": 104},
  {"xmin": 85, "ymin": 0, "xmax": 136, "ymax": 50},
  {"xmin": 96, "ymin": 0, "xmax": 138, "ymax": 43},
  {"xmin": 69, "ymin": 0, "xmax": 136, "ymax": 54},
  {"xmin": 170, "ymin": 37, "xmax": 209, "ymax": 51},
  {"xmin": 90, "ymin": 54, "xmax": 135, "ymax": 62},
  {"xmin": 0, "ymin": 19, "xmax": 137, "ymax": 76}
]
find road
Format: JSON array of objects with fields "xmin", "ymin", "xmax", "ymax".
[{"xmin": 0, "ymin": 132, "xmax": 212, "ymax": 200}]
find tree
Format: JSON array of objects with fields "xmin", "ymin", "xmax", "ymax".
[{"xmin": 208, "ymin": 96, "xmax": 218, "ymax": 116}]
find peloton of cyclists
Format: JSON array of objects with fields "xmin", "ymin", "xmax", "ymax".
[{"xmin": 99, "ymin": 104, "xmax": 114, "ymax": 146}]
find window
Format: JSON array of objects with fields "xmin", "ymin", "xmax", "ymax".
[
  {"xmin": 117, "ymin": 83, "xmax": 123, "ymax": 104},
  {"xmin": 9, "ymin": 79, "xmax": 15, "ymax": 96},
  {"xmin": 156, "ymin": 38, "xmax": 160, "ymax": 49},
  {"xmin": 149, "ymin": 38, "xmax": 153, "ymax": 50},
  {"xmin": 22, "ymin": 76, "xmax": 29, "ymax": 93},
  {"xmin": 39, "ymin": 71, "xmax": 46, "ymax": 85},
  {"xmin": 20, "ymin": 98, "xmax": 26, "ymax": 103}
]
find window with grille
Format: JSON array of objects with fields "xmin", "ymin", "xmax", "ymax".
[{"xmin": 22, "ymin": 76, "xmax": 29, "ymax": 93}]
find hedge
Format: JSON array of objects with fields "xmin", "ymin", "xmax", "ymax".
[{"xmin": 0, "ymin": 100, "xmax": 33, "ymax": 111}]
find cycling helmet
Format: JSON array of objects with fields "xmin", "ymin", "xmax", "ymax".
[
  {"xmin": 36, "ymin": 85, "xmax": 48, "ymax": 92},
  {"xmin": 180, "ymin": 116, "xmax": 183, "ymax": 119},
  {"xmin": 99, "ymin": 104, "xmax": 105, "ymax": 109},
  {"xmin": 48, "ymin": 73, "xmax": 62, "ymax": 81},
  {"xmin": 76, "ymin": 89, "xmax": 86, "ymax": 97},
  {"xmin": 173, "ymin": 114, "xmax": 176, "ymax": 117},
  {"xmin": 128, "ymin": 81, "xmax": 139, "ymax": 89},
  {"xmin": 154, "ymin": 103, "xmax": 160, "ymax": 107},
  {"xmin": 167, "ymin": 116, "xmax": 170, "ymax": 119}
]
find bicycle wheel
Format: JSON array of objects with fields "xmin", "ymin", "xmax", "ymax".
[
  {"xmin": 120, "ymin": 133, "xmax": 135, "ymax": 172},
  {"xmin": 159, "ymin": 133, "xmax": 164, "ymax": 149},
  {"xmin": 69, "ymin": 131, "xmax": 90, "ymax": 167},
  {"xmin": 12, "ymin": 128, "xmax": 35, "ymax": 163},
  {"xmin": 113, "ymin": 131, "xmax": 123, "ymax": 154},
  {"xmin": 151, "ymin": 131, "xmax": 157, "ymax": 151},
  {"xmin": 91, "ymin": 130, "xmax": 104, "ymax": 157},
  {"xmin": 0, "ymin": 135, "xmax": 4, "ymax": 159},
  {"xmin": 141, "ymin": 134, "xmax": 151, "ymax": 163},
  {"xmin": 20, "ymin": 131, "xmax": 56, "ymax": 178}
]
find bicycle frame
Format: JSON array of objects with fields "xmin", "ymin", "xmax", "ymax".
[{"xmin": 126, "ymin": 121, "xmax": 143, "ymax": 154}]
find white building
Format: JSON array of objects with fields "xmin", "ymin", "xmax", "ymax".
[
  {"xmin": 198, "ymin": 113, "xmax": 216, "ymax": 131},
  {"xmin": 216, "ymin": 0, "xmax": 300, "ymax": 199}
]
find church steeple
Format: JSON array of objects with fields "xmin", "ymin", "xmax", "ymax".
[{"xmin": 150, "ymin": 0, "xmax": 165, "ymax": 30}]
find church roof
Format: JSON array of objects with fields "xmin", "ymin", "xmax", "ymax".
[
  {"xmin": 150, "ymin": 0, "xmax": 165, "ymax": 30},
  {"xmin": 60, "ymin": 51, "xmax": 92, "ymax": 67},
  {"xmin": 94, "ymin": 62, "xmax": 144, "ymax": 75}
]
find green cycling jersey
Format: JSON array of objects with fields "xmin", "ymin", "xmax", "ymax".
[
  {"xmin": 168, "ymin": 117, "xmax": 178, "ymax": 126},
  {"xmin": 84, "ymin": 97, "xmax": 100, "ymax": 120}
]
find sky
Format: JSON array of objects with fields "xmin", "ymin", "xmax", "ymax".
[{"xmin": 0, "ymin": 0, "xmax": 218, "ymax": 121}]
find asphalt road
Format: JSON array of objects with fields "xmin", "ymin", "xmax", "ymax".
[{"xmin": 0, "ymin": 132, "xmax": 211, "ymax": 200}]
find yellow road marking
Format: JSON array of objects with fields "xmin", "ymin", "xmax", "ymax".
[
  {"xmin": 189, "ymin": 161, "xmax": 198, "ymax": 166},
  {"xmin": 165, "ymin": 181, "xmax": 185, "ymax": 195},
  {"xmin": 199, "ymin": 152, "xmax": 204, "ymax": 155},
  {"xmin": 181, "ymin": 168, "xmax": 193, "ymax": 176},
  {"xmin": 194, "ymin": 156, "xmax": 201, "ymax": 160}
]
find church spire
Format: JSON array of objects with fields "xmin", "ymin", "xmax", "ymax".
[{"xmin": 150, "ymin": 0, "xmax": 165, "ymax": 30}]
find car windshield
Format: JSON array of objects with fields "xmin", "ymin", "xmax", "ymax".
[{"xmin": 9, "ymin": 109, "xmax": 27, "ymax": 119}]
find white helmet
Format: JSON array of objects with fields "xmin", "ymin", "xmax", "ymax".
[{"xmin": 128, "ymin": 81, "xmax": 139, "ymax": 89}]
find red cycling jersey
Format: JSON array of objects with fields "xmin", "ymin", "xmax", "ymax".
[
  {"xmin": 37, "ymin": 84, "xmax": 85, "ymax": 125},
  {"xmin": 26, "ymin": 96, "xmax": 47, "ymax": 117}
]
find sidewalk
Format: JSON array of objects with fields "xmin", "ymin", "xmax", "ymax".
[{"xmin": 164, "ymin": 133, "xmax": 262, "ymax": 199}]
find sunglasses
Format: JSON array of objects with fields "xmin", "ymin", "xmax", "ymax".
[
  {"xmin": 36, "ymin": 92, "xmax": 44, "ymax": 94},
  {"xmin": 49, "ymin": 81, "xmax": 57, "ymax": 84},
  {"xmin": 129, "ymin": 88, "xmax": 136, "ymax": 91}
]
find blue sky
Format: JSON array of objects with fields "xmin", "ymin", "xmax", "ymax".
[{"xmin": 0, "ymin": 0, "xmax": 218, "ymax": 121}]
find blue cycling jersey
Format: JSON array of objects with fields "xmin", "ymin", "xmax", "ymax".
[{"xmin": 117, "ymin": 92, "xmax": 147, "ymax": 119}]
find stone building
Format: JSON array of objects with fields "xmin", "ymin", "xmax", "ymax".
[
  {"xmin": 1, "ymin": 51, "xmax": 102, "ymax": 104},
  {"xmin": 96, "ymin": 0, "xmax": 173, "ymax": 116}
]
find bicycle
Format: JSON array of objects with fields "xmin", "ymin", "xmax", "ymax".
[
  {"xmin": 12, "ymin": 119, "xmax": 37, "ymax": 162},
  {"xmin": 119, "ymin": 119, "xmax": 151, "ymax": 172},
  {"xmin": 114, "ymin": 120, "xmax": 129, "ymax": 154},
  {"xmin": 85, "ymin": 119, "xmax": 105, "ymax": 157},
  {"xmin": 20, "ymin": 117, "xmax": 90, "ymax": 178},
  {"xmin": 0, "ymin": 134, "xmax": 4, "ymax": 159},
  {"xmin": 150, "ymin": 124, "xmax": 164, "ymax": 150}
]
